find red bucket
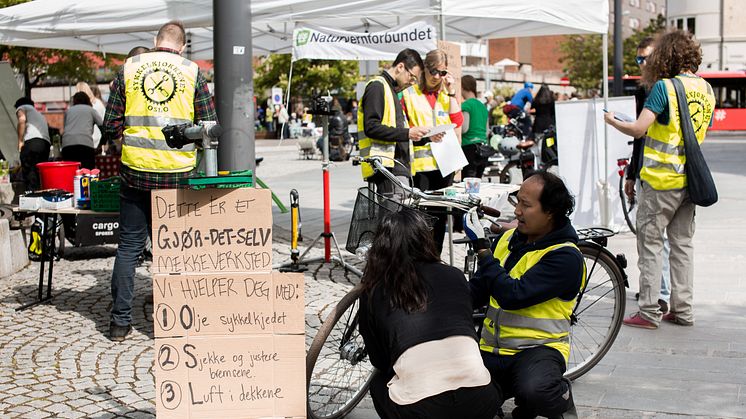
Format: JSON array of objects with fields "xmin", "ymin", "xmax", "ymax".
[{"xmin": 37, "ymin": 161, "xmax": 80, "ymax": 193}]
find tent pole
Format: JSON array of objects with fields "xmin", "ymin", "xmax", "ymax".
[
  {"xmin": 214, "ymin": 0, "xmax": 255, "ymax": 174},
  {"xmin": 439, "ymin": 0, "xmax": 446, "ymax": 41},
  {"xmin": 602, "ymin": 32, "xmax": 611, "ymax": 228}
]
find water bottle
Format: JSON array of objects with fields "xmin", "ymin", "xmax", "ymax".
[
  {"xmin": 73, "ymin": 170, "xmax": 83, "ymax": 207},
  {"xmin": 355, "ymin": 243, "xmax": 372, "ymax": 260}
]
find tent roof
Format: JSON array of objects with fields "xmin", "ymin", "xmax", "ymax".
[{"xmin": 0, "ymin": 0, "xmax": 608, "ymax": 59}]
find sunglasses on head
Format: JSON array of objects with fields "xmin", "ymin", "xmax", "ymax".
[
  {"xmin": 635, "ymin": 55, "xmax": 648, "ymax": 65},
  {"xmin": 428, "ymin": 67, "xmax": 448, "ymax": 77}
]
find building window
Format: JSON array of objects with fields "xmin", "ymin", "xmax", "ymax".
[
  {"xmin": 672, "ymin": 17, "xmax": 696, "ymax": 34},
  {"xmin": 629, "ymin": 0, "xmax": 640, "ymax": 7},
  {"xmin": 629, "ymin": 18, "xmax": 640, "ymax": 29},
  {"xmin": 646, "ymin": 1, "xmax": 656, "ymax": 13}
]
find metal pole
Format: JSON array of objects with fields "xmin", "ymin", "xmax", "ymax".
[
  {"xmin": 719, "ymin": 0, "xmax": 725, "ymax": 70},
  {"xmin": 439, "ymin": 0, "xmax": 446, "ymax": 41},
  {"xmin": 602, "ymin": 33, "xmax": 611, "ymax": 228},
  {"xmin": 214, "ymin": 0, "xmax": 255, "ymax": 174},
  {"xmin": 613, "ymin": 0, "xmax": 623, "ymax": 97}
]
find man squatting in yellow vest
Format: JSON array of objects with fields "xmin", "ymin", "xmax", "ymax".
[
  {"xmin": 104, "ymin": 21, "xmax": 217, "ymax": 341},
  {"xmin": 463, "ymin": 171, "xmax": 584, "ymax": 419},
  {"xmin": 401, "ymin": 49, "xmax": 464, "ymax": 253},
  {"xmin": 358, "ymin": 48, "xmax": 433, "ymax": 198}
]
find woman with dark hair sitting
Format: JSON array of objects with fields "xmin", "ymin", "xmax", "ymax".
[
  {"xmin": 359, "ymin": 209, "xmax": 500, "ymax": 419},
  {"xmin": 62, "ymin": 91, "xmax": 103, "ymax": 169}
]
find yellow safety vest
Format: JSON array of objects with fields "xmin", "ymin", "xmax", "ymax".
[
  {"xmin": 122, "ymin": 51, "xmax": 199, "ymax": 173},
  {"xmin": 358, "ymin": 76, "xmax": 414, "ymax": 180},
  {"xmin": 401, "ymin": 85, "xmax": 452, "ymax": 173},
  {"xmin": 641, "ymin": 76, "xmax": 715, "ymax": 190},
  {"xmin": 480, "ymin": 229, "xmax": 586, "ymax": 363}
]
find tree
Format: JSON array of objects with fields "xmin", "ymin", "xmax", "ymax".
[
  {"xmin": 559, "ymin": 14, "xmax": 667, "ymax": 94},
  {"xmin": 0, "ymin": 0, "xmax": 107, "ymax": 97},
  {"xmin": 254, "ymin": 54, "xmax": 360, "ymax": 102}
]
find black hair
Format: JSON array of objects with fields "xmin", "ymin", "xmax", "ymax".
[
  {"xmin": 14, "ymin": 97, "xmax": 34, "ymax": 108},
  {"xmin": 525, "ymin": 170, "xmax": 575, "ymax": 225},
  {"xmin": 637, "ymin": 36, "xmax": 654, "ymax": 50},
  {"xmin": 393, "ymin": 48, "xmax": 424, "ymax": 72},
  {"xmin": 72, "ymin": 92, "xmax": 92, "ymax": 106},
  {"xmin": 360, "ymin": 209, "xmax": 440, "ymax": 313},
  {"xmin": 533, "ymin": 84, "xmax": 554, "ymax": 106},
  {"xmin": 127, "ymin": 46, "xmax": 150, "ymax": 58},
  {"xmin": 461, "ymin": 75, "xmax": 477, "ymax": 95}
]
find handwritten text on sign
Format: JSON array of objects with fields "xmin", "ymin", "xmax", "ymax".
[
  {"xmin": 153, "ymin": 272, "xmax": 304, "ymax": 338},
  {"xmin": 151, "ymin": 188, "xmax": 272, "ymax": 274},
  {"xmin": 155, "ymin": 335, "xmax": 305, "ymax": 418}
]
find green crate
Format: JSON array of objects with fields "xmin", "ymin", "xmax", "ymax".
[{"xmin": 90, "ymin": 177, "xmax": 121, "ymax": 212}]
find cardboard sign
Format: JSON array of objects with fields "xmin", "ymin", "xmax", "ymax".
[
  {"xmin": 155, "ymin": 335, "xmax": 305, "ymax": 418},
  {"xmin": 153, "ymin": 272, "xmax": 304, "ymax": 338},
  {"xmin": 151, "ymin": 188, "xmax": 273, "ymax": 275},
  {"xmin": 438, "ymin": 40, "xmax": 462, "ymax": 102}
]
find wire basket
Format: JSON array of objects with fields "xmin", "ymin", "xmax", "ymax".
[{"xmin": 345, "ymin": 187, "xmax": 435, "ymax": 255}]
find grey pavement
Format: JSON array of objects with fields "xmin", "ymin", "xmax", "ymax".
[{"xmin": 1, "ymin": 136, "xmax": 745, "ymax": 418}]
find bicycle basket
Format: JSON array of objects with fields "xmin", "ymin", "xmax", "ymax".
[{"xmin": 345, "ymin": 187, "xmax": 435, "ymax": 254}]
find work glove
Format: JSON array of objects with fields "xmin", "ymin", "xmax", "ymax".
[{"xmin": 463, "ymin": 207, "xmax": 490, "ymax": 251}]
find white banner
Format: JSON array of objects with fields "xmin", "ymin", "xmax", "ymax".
[{"xmin": 292, "ymin": 21, "xmax": 437, "ymax": 61}]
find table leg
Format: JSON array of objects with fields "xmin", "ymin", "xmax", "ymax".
[
  {"xmin": 447, "ymin": 209, "xmax": 454, "ymax": 266},
  {"xmin": 15, "ymin": 213, "xmax": 54, "ymax": 311}
]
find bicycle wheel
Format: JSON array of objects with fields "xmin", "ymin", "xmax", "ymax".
[
  {"xmin": 307, "ymin": 285, "xmax": 377, "ymax": 419},
  {"xmin": 619, "ymin": 169, "xmax": 637, "ymax": 234},
  {"xmin": 565, "ymin": 243, "xmax": 625, "ymax": 380}
]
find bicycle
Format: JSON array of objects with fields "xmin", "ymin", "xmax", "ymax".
[
  {"xmin": 305, "ymin": 158, "xmax": 628, "ymax": 419},
  {"xmin": 617, "ymin": 140, "xmax": 637, "ymax": 234}
]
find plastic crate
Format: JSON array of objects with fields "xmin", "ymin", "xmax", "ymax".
[{"xmin": 90, "ymin": 177, "xmax": 121, "ymax": 212}]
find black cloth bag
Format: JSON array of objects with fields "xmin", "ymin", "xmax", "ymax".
[{"xmin": 670, "ymin": 77, "xmax": 718, "ymax": 207}]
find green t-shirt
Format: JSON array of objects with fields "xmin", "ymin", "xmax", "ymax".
[{"xmin": 461, "ymin": 98, "xmax": 489, "ymax": 146}]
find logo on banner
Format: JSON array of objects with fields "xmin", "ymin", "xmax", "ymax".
[{"xmin": 296, "ymin": 30, "xmax": 311, "ymax": 46}]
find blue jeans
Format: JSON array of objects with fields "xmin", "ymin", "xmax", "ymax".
[{"xmin": 110, "ymin": 184, "xmax": 152, "ymax": 326}]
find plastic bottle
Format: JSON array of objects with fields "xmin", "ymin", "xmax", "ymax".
[
  {"xmin": 73, "ymin": 170, "xmax": 83, "ymax": 207},
  {"xmin": 355, "ymin": 243, "xmax": 371, "ymax": 260}
]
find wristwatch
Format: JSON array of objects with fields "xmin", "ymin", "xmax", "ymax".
[{"xmin": 447, "ymin": 91, "xmax": 457, "ymax": 97}]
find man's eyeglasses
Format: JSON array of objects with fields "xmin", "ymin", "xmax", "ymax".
[
  {"xmin": 508, "ymin": 191, "xmax": 518, "ymax": 207},
  {"xmin": 635, "ymin": 55, "xmax": 648, "ymax": 65},
  {"xmin": 428, "ymin": 67, "xmax": 448, "ymax": 77},
  {"xmin": 406, "ymin": 67, "xmax": 418, "ymax": 84}
]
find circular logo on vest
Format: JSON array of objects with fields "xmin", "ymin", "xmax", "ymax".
[{"xmin": 140, "ymin": 68, "xmax": 177, "ymax": 105}]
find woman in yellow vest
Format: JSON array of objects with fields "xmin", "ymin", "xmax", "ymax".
[
  {"xmin": 464, "ymin": 171, "xmax": 584, "ymax": 418},
  {"xmin": 401, "ymin": 49, "xmax": 464, "ymax": 253},
  {"xmin": 605, "ymin": 29, "xmax": 715, "ymax": 329}
]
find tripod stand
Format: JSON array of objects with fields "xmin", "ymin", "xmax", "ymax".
[{"xmin": 278, "ymin": 106, "xmax": 362, "ymax": 277}]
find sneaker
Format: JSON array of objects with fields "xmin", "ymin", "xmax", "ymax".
[
  {"xmin": 662, "ymin": 312, "xmax": 694, "ymax": 326},
  {"xmin": 109, "ymin": 322, "xmax": 132, "ymax": 341},
  {"xmin": 658, "ymin": 299, "xmax": 669, "ymax": 314},
  {"xmin": 623, "ymin": 312, "xmax": 658, "ymax": 329}
]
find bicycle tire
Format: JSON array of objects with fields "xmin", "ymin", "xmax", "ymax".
[
  {"xmin": 307, "ymin": 285, "xmax": 377, "ymax": 419},
  {"xmin": 565, "ymin": 243, "xmax": 626, "ymax": 380},
  {"xmin": 499, "ymin": 161, "xmax": 519, "ymax": 184},
  {"xmin": 619, "ymin": 168, "xmax": 637, "ymax": 234}
]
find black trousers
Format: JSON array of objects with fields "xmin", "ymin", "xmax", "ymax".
[
  {"xmin": 462, "ymin": 144, "xmax": 489, "ymax": 179},
  {"xmin": 20, "ymin": 138, "xmax": 51, "ymax": 191},
  {"xmin": 61, "ymin": 145, "xmax": 96, "ymax": 170},
  {"xmin": 482, "ymin": 346, "xmax": 573, "ymax": 418},
  {"xmin": 370, "ymin": 371, "xmax": 501, "ymax": 419},
  {"xmin": 414, "ymin": 170, "xmax": 454, "ymax": 254}
]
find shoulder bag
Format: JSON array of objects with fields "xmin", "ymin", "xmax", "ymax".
[{"xmin": 670, "ymin": 77, "xmax": 718, "ymax": 207}]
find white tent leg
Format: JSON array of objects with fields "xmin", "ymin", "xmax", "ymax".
[{"xmin": 601, "ymin": 33, "xmax": 611, "ymax": 228}]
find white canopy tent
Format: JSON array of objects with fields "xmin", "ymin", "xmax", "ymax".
[
  {"xmin": 0, "ymin": 0, "xmax": 613, "ymax": 226},
  {"xmin": 0, "ymin": 0, "xmax": 608, "ymax": 58}
]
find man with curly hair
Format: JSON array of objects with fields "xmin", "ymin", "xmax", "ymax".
[{"xmin": 605, "ymin": 29, "xmax": 715, "ymax": 329}]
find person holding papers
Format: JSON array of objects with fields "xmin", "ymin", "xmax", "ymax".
[{"xmin": 401, "ymin": 49, "xmax": 464, "ymax": 253}]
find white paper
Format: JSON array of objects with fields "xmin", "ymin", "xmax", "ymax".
[
  {"xmin": 428, "ymin": 128, "xmax": 468, "ymax": 177},
  {"xmin": 422, "ymin": 123, "xmax": 456, "ymax": 138},
  {"xmin": 613, "ymin": 111, "xmax": 634, "ymax": 122}
]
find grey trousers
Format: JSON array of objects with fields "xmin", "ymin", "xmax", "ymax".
[{"xmin": 636, "ymin": 181, "xmax": 696, "ymax": 325}]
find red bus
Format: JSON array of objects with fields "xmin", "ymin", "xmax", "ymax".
[{"xmin": 612, "ymin": 71, "xmax": 746, "ymax": 131}]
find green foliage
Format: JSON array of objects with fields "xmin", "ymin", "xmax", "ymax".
[
  {"xmin": 559, "ymin": 14, "xmax": 667, "ymax": 94},
  {"xmin": 491, "ymin": 84, "xmax": 515, "ymax": 100},
  {"xmin": 0, "ymin": 0, "xmax": 109, "ymax": 97},
  {"xmin": 254, "ymin": 54, "xmax": 361, "ymax": 101}
]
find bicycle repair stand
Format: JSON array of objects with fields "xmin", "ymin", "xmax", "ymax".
[{"xmin": 276, "ymin": 106, "xmax": 362, "ymax": 277}]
